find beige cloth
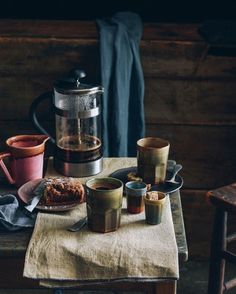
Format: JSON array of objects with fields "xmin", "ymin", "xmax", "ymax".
[
  {"xmin": 23, "ymin": 158, "xmax": 178, "ymax": 287},
  {"xmin": 45, "ymin": 157, "xmax": 138, "ymax": 185}
]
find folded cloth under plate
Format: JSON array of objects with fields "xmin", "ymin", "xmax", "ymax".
[{"xmin": 0, "ymin": 194, "xmax": 36, "ymax": 231}]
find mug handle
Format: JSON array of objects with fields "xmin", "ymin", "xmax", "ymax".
[{"xmin": 0, "ymin": 152, "xmax": 15, "ymax": 185}]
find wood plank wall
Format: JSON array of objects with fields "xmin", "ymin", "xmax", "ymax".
[{"xmin": 0, "ymin": 20, "xmax": 236, "ymax": 258}]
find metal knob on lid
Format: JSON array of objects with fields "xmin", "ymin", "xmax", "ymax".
[
  {"xmin": 70, "ymin": 69, "xmax": 86, "ymax": 87},
  {"xmin": 54, "ymin": 69, "xmax": 103, "ymax": 95}
]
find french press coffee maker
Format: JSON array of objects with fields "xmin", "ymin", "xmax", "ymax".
[{"xmin": 29, "ymin": 69, "xmax": 104, "ymax": 177}]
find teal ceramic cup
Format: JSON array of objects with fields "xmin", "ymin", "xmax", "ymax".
[
  {"xmin": 86, "ymin": 177, "xmax": 123, "ymax": 233},
  {"xmin": 144, "ymin": 191, "xmax": 166, "ymax": 225},
  {"xmin": 125, "ymin": 181, "xmax": 147, "ymax": 214}
]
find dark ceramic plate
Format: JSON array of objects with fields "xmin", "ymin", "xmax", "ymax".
[
  {"xmin": 149, "ymin": 174, "xmax": 183, "ymax": 194},
  {"xmin": 109, "ymin": 165, "xmax": 183, "ymax": 194}
]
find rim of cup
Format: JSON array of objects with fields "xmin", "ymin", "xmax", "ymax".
[
  {"xmin": 86, "ymin": 177, "xmax": 123, "ymax": 191},
  {"xmin": 125, "ymin": 181, "xmax": 147, "ymax": 190},
  {"xmin": 137, "ymin": 137, "xmax": 170, "ymax": 150}
]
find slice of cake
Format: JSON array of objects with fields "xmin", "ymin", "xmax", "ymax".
[{"xmin": 40, "ymin": 178, "xmax": 85, "ymax": 205}]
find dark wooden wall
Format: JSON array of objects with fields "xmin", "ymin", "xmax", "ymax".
[
  {"xmin": 1, "ymin": 1, "xmax": 235, "ymax": 22},
  {"xmin": 1, "ymin": 20, "xmax": 236, "ymax": 258}
]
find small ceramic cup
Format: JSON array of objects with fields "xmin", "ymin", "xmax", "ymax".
[
  {"xmin": 125, "ymin": 181, "xmax": 147, "ymax": 214},
  {"xmin": 137, "ymin": 137, "xmax": 170, "ymax": 185},
  {"xmin": 144, "ymin": 191, "xmax": 166, "ymax": 225},
  {"xmin": 86, "ymin": 177, "xmax": 123, "ymax": 233}
]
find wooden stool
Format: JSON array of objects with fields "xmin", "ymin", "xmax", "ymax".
[{"xmin": 207, "ymin": 184, "xmax": 236, "ymax": 294}]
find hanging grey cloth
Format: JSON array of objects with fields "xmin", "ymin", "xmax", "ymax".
[
  {"xmin": 97, "ymin": 12, "xmax": 145, "ymax": 157},
  {"xmin": 0, "ymin": 194, "xmax": 36, "ymax": 231}
]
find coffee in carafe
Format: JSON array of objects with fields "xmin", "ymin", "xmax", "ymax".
[
  {"xmin": 30, "ymin": 69, "xmax": 104, "ymax": 177},
  {"xmin": 55, "ymin": 135, "xmax": 102, "ymax": 166}
]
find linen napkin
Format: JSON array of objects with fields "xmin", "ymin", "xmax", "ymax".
[
  {"xmin": 23, "ymin": 196, "xmax": 178, "ymax": 287},
  {"xmin": 24, "ymin": 158, "xmax": 179, "ymax": 287},
  {"xmin": 0, "ymin": 194, "xmax": 36, "ymax": 231}
]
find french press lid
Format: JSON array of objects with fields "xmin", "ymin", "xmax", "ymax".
[{"xmin": 54, "ymin": 69, "xmax": 103, "ymax": 95}]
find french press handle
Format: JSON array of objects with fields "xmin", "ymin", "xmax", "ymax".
[{"xmin": 29, "ymin": 91, "xmax": 56, "ymax": 145}]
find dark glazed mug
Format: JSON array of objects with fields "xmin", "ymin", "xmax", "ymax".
[{"xmin": 86, "ymin": 177, "xmax": 123, "ymax": 233}]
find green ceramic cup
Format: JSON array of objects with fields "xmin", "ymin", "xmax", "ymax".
[
  {"xmin": 144, "ymin": 191, "xmax": 166, "ymax": 225},
  {"xmin": 86, "ymin": 177, "xmax": 123, "ymax": 233},
  {"xmin": 137, "ymin": 137, "xmax": 170, "ymax": 185}
]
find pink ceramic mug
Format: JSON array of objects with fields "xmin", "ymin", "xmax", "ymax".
[{"xmin": 0, "ymin": 135, "xmax": 49, "ymax": 187}]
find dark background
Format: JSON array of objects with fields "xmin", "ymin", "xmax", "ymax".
[{"xmin": 0, "ymin": 0, "xmax": 236, "ymax": 22}]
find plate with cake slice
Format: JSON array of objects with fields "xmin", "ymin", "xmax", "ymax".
[{"xmin": 18, "ymin": 177, "xmax": 85, "ymax": 211}]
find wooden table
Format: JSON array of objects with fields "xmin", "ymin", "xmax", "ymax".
[{"xmin": 0, "ymin": 158, "xmax": 188, "ymax": 294}]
